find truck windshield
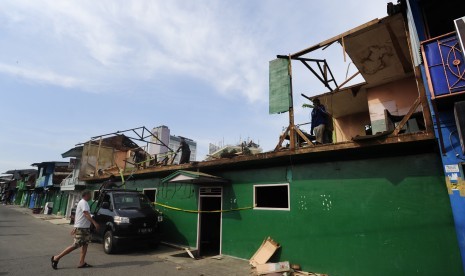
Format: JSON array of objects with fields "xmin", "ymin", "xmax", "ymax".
[{"xmin": 113, "ymin": 193, "xmax": 152, "ymax": 210}]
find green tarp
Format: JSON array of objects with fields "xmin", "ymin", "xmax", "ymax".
[{"xmin": 269, "ymin": 58, "xmax": 291, "ymax": 114}]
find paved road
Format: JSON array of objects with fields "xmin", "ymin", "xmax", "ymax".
[{"xmin": 0, "ymin": 205, "xmax": 249, "ymax": 276}]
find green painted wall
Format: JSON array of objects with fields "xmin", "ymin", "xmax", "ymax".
[
  {"xmin": 85, "ymin": 152, "xmax": 462, "ymax": 275},
  {"xmin": 219, "ymin": 153, "xmax": 462, "ymax": 276},
  {"xmin": 51, "ymin": 192, "xmax": 68, "ymax": 215}
]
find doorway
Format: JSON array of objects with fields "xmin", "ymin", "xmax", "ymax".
[{"xmin": 198, "ymin": 187, "xmax": 222, "ymax": 256}]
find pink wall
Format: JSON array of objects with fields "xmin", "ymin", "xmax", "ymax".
[{"xmin": 367, "ymin": 76, "xmax": 419, "ymax": 120}]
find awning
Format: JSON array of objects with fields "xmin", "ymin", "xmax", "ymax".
[{"xmin": 161, "ymin": 170, "xmax": 229, "ymax": 184}]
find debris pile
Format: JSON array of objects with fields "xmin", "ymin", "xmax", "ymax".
[{"xmin": 250, "ymin": 237, "xmax": 328, "ymax": 276}]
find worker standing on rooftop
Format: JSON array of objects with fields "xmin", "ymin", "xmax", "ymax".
[
  {"xmin": 310, "ymin": 98, "xmax": 328, "ymax": 144},
  {"xmin": 177, "ymin": 137, "xmax": 191, "ymax": 164}
]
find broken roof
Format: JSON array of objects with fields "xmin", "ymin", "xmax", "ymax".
[
  {"xmin": 61, "ymin": 146, "xmax": 84, "ymax": 158},
  {"xmin": 31, "ymin": 161, "xmax": 70, "ymax": 167},
  {"xmin": 293, "ymin": 13, "xmax": 412, "ymax": 88},
  {"xmin": 82, "ymin": 134, "xmax": 139, "ymax": 151}
]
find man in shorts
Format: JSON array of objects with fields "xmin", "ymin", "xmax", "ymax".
[{"xmin": 51, "ymin": 190, "xmax": 99, "ymax": 269}]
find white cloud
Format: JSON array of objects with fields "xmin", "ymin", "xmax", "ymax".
[
  {"xmin": 0, "ymin": 1, "xmax": 387, "ymax": 103},
  {"xmin": 0, "ymin": 62, "xmax": 81, "ymax": 88},
  {"xmin": 0, "ymin": 1, "xmax": 271, "ymax": 101}
]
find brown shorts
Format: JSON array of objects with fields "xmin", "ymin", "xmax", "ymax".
[{"xmin": 73, "ymin": 228, "xmax": 91, "ymax": 248}]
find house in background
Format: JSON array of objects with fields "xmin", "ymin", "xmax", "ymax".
[
  {"xmin": 30, "ymin": 161, "xmax": 72, "ymax": 214},
  {"xmin": 60, "ymin": 146, "xmax": 86, "ymax": 218},
  {"xmin": 0, "ymin": 173, "xmax": 14, "ymax": 203},
  {"xmin": 2, "ymin": 169, "xmax": 37, "ymax": 206}
]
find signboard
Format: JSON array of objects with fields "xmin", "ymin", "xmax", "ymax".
[
  {"xmin": 455, "ymin": 16, "xmax": 465, "ymax": 60},
  {"xmin": 269, "ymin": 58, "xmax": 291, "ymax": 114},
  {"xmin": 445, "ymin": 164, "xmax": 460, "ymax": 173}
]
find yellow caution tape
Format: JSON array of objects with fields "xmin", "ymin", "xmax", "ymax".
[{"xmin": 154, "ymin": 202, "xmax": 253, "ymax": 213}]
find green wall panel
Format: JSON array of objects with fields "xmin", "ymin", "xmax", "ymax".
[
  {"xmin": 269, "ymin": 58, "xmax": 291, "ymax": 114},
  {"xmin": 219, "ymin": 153, "xmax": 462, "ymax": 276}
]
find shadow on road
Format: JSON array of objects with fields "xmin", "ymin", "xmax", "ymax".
[{"xmin": 94, "ymin": 260, "xmax": 157, "ymax": 269}]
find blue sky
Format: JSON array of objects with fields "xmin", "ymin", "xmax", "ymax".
[{"xmin": 0, "ymin": 1, "xmax": 387, "ymax": 173}]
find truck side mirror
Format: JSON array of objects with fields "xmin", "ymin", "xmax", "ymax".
[{"xmin": 101, "ymin": 202, "xmax": 111, "ymax": 209}]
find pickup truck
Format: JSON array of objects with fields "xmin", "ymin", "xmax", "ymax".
[{"xmin": 91, "ymin": 189, "xmax": 163, "ymax": 254}]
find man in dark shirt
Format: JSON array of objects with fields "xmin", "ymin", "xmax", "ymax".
[
  {"xmin": 310, "ymin": 98, "xmax": 328, "ymax": 144},
  {"xmin": 177, "ymin": 137, "xmax": 191, "ymax": 164}
]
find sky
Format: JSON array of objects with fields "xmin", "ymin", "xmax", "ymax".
[{"xmin": 0, "ymin": 0, "xmax": 388, "ymax": 173}]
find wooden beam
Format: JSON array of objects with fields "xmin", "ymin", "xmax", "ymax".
[
  {"xmin": 291, "ymin": 18, "xmax": 381, "ymax": 58},
  {"xmin": 295, "ymin": 127, "xmax": 314, "ymax": 146},
  {"xmin": 275, "ymin": 126, "xmax": 290, "ymax": 151},
  {"xmin": 341, "ymin": 36, "xmax": 347, "ymax": 62},
  {"xmin": 335, "ymin": 71, "xmax": 360, "ymax": 91},
  {"xmin": 393, "ymin": 97, "xmax": 421, "ymax": 135},
  {"xmin": 431, "ymin": 100, "xmax": 447, "ymax": 155},
  {"xmin": 94, "ymin": 137, "xmax": 103, "ymax": 177},
  {"xmin": 385, "ymin": 22, "xmax": 412, "ymax": 74}
]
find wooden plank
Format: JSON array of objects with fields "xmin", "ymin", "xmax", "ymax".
[
  {"xmin": 291, "ymin": 18, "xmax": 381, "ymax": 57},
  {"xmin": 249, "ymin": 237, "xmax": 280, "ymax": 267},
  {"xmin": 393, "ymin": 97, "xmax": 421, "ymax": 135},
  {"xmin": 335, "ymin": 71, "xmax": 360, "ymax": 91},
  {"xmin": 341, "ymin": 36, "xmax": 347, "ymax": 62},
  {"xmin": 94, "ymin": 137, "xmax": 103, "ymax": 177},
  {"xmin": 275, "ymin": 126, "xmax": 290, "ymax": 151},
  {"xmin": 295, "ymin": 127, "xmax": 314, "ymax": 146},
  {"xmin": 385, "ymin": 22, "xmax": 412, "ymax": 74},
  {"xmin": 413, "ymin": 66, "xmax": 434, "ymax": 133}
]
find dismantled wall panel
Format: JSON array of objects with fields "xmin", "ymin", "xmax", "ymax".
[
  {"xmin": 79, "ymin": 144, "xmax": 114, "ymax": 179},
  {"xmin": 269, "ymin": 58, "xmax": 291, "ymax": 114}
]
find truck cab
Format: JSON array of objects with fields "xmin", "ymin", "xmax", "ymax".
[{"xmin": 91, "ymin": 189, "xmax": 162, "ymax": 254}]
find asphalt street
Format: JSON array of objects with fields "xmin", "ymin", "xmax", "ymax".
[{"xmin": 0, "ymin": 205, "xmax": 249, "ymax": 276}]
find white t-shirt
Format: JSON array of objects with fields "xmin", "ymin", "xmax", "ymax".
[{"xmin": 74, "ymin": 199, "xmax": 91, "ymax": 228}]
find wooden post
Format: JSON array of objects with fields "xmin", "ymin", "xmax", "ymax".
[
  {"xmin": 288, "ymin": 55, "xmax": 296, "ymax": 150},
  {"xmin": 94, "ymin": 137, "xmax": 103, "ymax": 177},
  {"xmin": 393, "ymin": 97, "xmax": 421, "ymax": 135}
]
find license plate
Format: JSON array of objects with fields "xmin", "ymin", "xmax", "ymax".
[{"xmin": 139, "ymin": 228, "xmax": 153, "ymax": 234}]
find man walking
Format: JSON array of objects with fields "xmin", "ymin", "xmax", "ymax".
[{"xmin": 51, "ymin": 190, "xmax": 99, "ymax": 269}]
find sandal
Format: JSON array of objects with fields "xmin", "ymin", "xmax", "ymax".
[
  {"xmin": 78, "ymin": 263, "xmax": 93, "ymax": 268},
  {"xmin": 51, "ymin": 256, "xmax": 58, "ymax": 270}
]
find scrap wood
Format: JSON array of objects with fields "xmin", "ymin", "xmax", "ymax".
[
  {"xmin": 292, "ymin": 271, "xmax": 328, "ymax": 276},
  {"xmin": 256, "ymin": 261, "xmax": 291, "ymax": 275},
  {"xmin": 249, "ymin": 237, "xmax": 281, "ymax": 267}
]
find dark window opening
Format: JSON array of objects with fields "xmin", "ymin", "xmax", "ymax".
[
  {"xmin": 93, "ymin": 191, "xmax": 100, "ymax": 201},
  {"xmin": 421, "ymin": 1, "xmax": 465, "ymax": 38},
  {"xmin": 254, "ymin": 185, "xmax": 289, "ymax": 209},
  {"xmin": 143, "ymin": 189, "xmax": 157, "ymax": 203}
]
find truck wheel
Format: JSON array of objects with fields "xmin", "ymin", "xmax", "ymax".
[{"xmin": 103, "ymin": 231, "xmax": 117, "ymax": 254}]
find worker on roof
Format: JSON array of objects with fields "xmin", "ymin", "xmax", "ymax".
[
  {"xmin": 310, "ymin": 98, "xmax": 329, "ymax": 144},
  {"xmin": 177, "ymin": 137, "xmax": 191, "ymax": 164}
]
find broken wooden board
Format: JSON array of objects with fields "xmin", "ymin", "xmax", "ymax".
[
  {"xmin": 256, "ymin": 261, "xmax": 291, "ymax": 275},
  {"xmin": 292, "ymin": 271, "xmax": 329, "ymax": 276},
  {"xmin": 249, "ymin": 237, "xmax": 281, "ymax": 267}
]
